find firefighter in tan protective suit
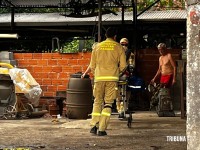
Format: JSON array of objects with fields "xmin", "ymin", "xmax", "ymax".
[{"xmin": 90, "ymin": 27, "xmax": 126, "ymax": 136}]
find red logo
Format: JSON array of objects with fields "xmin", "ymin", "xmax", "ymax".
[{"xmin": 190, "ymin": 10, "xmax": 199, "ymax": 25}]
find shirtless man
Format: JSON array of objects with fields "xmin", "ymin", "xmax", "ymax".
[{"xmin": 151, "ymin": 43, "xmax": 176, "ymax": 88}]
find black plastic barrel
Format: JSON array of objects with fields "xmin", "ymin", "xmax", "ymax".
[
  {"xmin": 0, "ymin": 79, "xmax": 15, "ymax": 107},
  {"xmin": 66, "ymin": 72, "xmax": 93, "ymax": 119}
]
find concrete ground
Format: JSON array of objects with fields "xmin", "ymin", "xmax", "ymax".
[{"xmin": 0, "ymin": 111, "xmax": 186, "ymax": 150}]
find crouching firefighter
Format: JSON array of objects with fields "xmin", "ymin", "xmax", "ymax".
[{"xmin": 89, "ymin": 27, "xmax": 126, "ymax": 136}]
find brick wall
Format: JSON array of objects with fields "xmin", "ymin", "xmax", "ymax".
[
  {"xmin": 14, "ymin": 52, "xmax": 92, "ymax": 96},
  {"xmin": 14, "ymin": 49, "xmax": 182, "ymax": 96},
  {"xmin": 13, "ymin": 49, "xmax": 182, "ymax": 111}
]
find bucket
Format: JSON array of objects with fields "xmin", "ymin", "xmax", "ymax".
[{"xmin": 66, "ymin": 72, "xmax": 93, "ymax": 119}]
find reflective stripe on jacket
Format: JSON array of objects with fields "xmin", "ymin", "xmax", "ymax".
[{"xmin": 90, "ymin": 38, "xmax": 126, "ymax": 82}]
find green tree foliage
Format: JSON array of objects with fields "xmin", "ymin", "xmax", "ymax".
[
  {"xmin": 60, "ymin": 38, "xmax": 94, "ymax": 53},
  {"xmin": 137, "ymin": 0, "xmax": 185, "ymax": 11},
  {"xmin": 61, "ymin": 38, "xmax": 79, "ymax": 53}
]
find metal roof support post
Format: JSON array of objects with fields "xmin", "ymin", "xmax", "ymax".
[
  {"xmin": 3, "ymin": 0, "xmax": 16, "ymax": 31},
  {"xmin": 121, "ymin": 4, "xmax": 125, "ymax": 25},
  {"xmin": 11, "ymin": 7, "xmax": 15, "ymax": 31},
  {"xmin": 132, "ymin": 0, "xmax": 137, "ymax": 53},
  {"xmin": 98, "ymin": 0, "xmax": 102, "ymax": 42},
  {"xmin": 132, "ymin": 0, "xmax": 138, "ymax": 72}
]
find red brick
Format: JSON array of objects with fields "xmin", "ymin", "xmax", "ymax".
[
  {"xmin": 78, "ymin": 59, "xmax": 90, "ymax": 65},
  {"xmin": 52, "ymin": 53, "xmax": 62, "ymax": 59},
  {"xmin": 25, "ymin": 66, "xmax": 33, "ymax": 72},
  {"xmin": 57, "ymin": 85, "xmax": 67, "ymax": 91},
  {"xmin": 48, "ymin": 60, "xmax": 57, "ymax": 65},
  {"xmin": 42, "ymin": 66, "xmax": 52, "ymax": 72},
  {"xmin": 33, "ymin": 66, "xmax": 43, "ymax": 73},
  {"xmin": 23, "ymin": 53, "xmax": 33, "ymax": 59},
  {"xmin": 82, "ymin": 52, "xmax": 92, "ymax": 59},
  {"xmin": 42, "ymin": 92, "xmax": 54, "ymax": 96},
  {"xmin": 82, "ymin": 66, "xmax": 89, "ymax": 71},
  {"xmin": 52, "ymin": 79, "xmax": 63, "ymax": 85},
  {"xmin": 57, "ymin": 59, "xmax": 68, "ymax": 65},
  {"xmin": 43, "ymin": 79, "xmax": 52, "ymax": 85},
  {"xmin": 48, "ymin": 85, "xmax": 57, "ymax": 92},
  {"xmin": 52, "ymin": 66, "xmax": 62, "ymax": 73},
  {"xmin": 14, "ymin": 53, "xmax": 23, "ymax": 59},
  {"xmin": 62, "ymin": 79, "xmax": 68, "ymax": 85},
  {"xmin": 72, "ymin": 53, "xmax": 83, "ymax": 59},
  {"xmin": 61, "ymin": 53, "xmax": 73, "ymax": 59},
  {"xmin": 41, "ymin": 85, "xmax": 48, "ymax": 92},
  {"xmin": 48, "ymin": 73, "xmax": 58, "ymax": 78},
  {"xmin": 31, "ymin": 73, "xmax": 39, "ymax": 78},
  {"xmin": 58, "ymin": 73, "xmax": 68, "ymax": 79},
  {"xmin": 37, "ymin": 60, "xmax": 48, "ymax": 66},
  {"xmin": 40, "ymin": 73, "xmax": 49, "ymax": 78},
  {"xmin": 28, "ymin": 59, "xmax": 38, "ymax": 65},
  {"xmin": 36, "ymin": 79, "xmax": 42, "ymax": 85},
  {"xmin": 33, "ymin": 53, "xmax": 42, "ymax": 59},
  {"xmin": 17, "ymin": 60, "xmax": 29, "ymax": 67},
  {"xmin": 62, "ymin": 66, "xmax": 74, "ymax": 72},
  {"xmin": 73, "ymin": 65, "xmax": 83, "ymax": 73},
  {"xmin": 68, "ymin": 59, "xmax": 77, "ymax": 65},
  {"xmin": 42, "ymin": 53, "xmax": 52, "ymax": 59}
]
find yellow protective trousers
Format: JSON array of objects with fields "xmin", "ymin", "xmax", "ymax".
[{"xmin": 90, "ymin": 81, "xmax": 118, "ymax": 131}]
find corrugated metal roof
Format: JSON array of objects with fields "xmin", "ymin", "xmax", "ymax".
[
  {"xmin": 0, "ymin": 10, "xmax": 187, "ymax": 26},
  {"xmin": 138, "ymin": 10, "xmax": 187, "ymax": 20}
]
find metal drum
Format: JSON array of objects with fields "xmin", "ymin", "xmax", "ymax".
[
  {"xmin": 66, "ymin": 73, "xmax": 93, "ymax": 119},
  {"xmin": 0, "ymin": 79, "xmax": 15, "ymax": 107},
  {"xmin": 0, "ymin": 77, "xmax": 15, "ymax": 116}
]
